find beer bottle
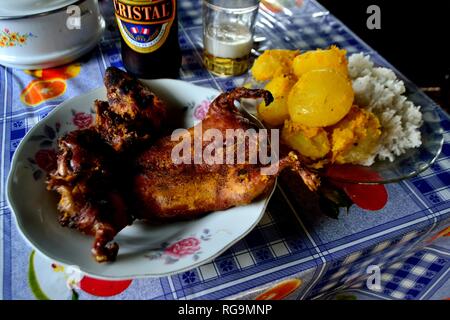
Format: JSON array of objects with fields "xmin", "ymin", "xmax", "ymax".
[{"xmin": 112, "ymin": 0, "xmax": 181, "ymax": 79}]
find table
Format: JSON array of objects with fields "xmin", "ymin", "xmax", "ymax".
[{"xmin": 0, "ymin": 0, "xmax": 449, "ymax": 300}]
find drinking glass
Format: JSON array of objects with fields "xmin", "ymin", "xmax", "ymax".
[{"xmin": 203, "ymin": 0, "xmax": 260, "ymax": 76}]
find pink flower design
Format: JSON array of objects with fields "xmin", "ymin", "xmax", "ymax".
[
  {"xmin": 35, "ymin": 149, "xmax": 57, "ymax": 172},
  {"xmin": 72, "ymin": 112, "xmax": 93, "ymax": 129},
  {"xmin": 193, "ymin": 100, "xmax": 210, "ymax": 121},
  {"xmin": 164, "ymin": 237, "xmax": 201, "ymax": 258}
]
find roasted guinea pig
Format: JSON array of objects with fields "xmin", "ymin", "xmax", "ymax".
[
  {"xmin": 47, "ymin": 69, "xmax": 319, "ymax": 263},
  {"xmin": 46, "ymin": 67, "xmax": 168, "ymax": 262},
  {"xmin": 46, "ymin": 129, "xmax": 132, "ymax": 262},
  {"xmin": 95, "ymin": 67, "xmax": 167, "ymax": 152},
  {"xmin": 133, "ymin": 88, "xmax": 319, "ymax": 221}
]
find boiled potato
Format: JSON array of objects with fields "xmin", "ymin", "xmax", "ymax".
[
  {"xmin": 251, "ymin": 49, "xmax": 300, "ymax": 82},
  {"xmin": 282, "ymin": 120, "xmax": 330, "ymax": 160},
  {"xmin": 292, "ymin": 46, "xmax": 348, "ymax": 78},
  {"xmin": 258, "ymin": 74, "xmax": 297, "ymax": 126},
  {"xmin": 331, "ymin": 106, "xmax": 381, "ymax": 164},
  {"xmin": 287, "ymin": 69, "xmax": 354, "ymax": 127}
]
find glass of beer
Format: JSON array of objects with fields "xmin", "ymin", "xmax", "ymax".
[{"xmin": 203, "ymin": 0, "xmax": 260, "ymax": 76}]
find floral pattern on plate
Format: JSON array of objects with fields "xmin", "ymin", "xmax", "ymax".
[
  {"xmin": 72, "ymin": 110, "xmax": 93, "ymax": 129},
  {"xmin": 145, "ymin": 229, "xmax": 212, "ymax": 264},
  {"xmin": 27, "ymin": 123, "xmax": 60, "ymax": 180}
]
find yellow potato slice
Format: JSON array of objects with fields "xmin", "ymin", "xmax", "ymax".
[
  {"xmin": 251, "ymin": 49, "xmax": 300, "ymax": 82},
  {"xmin": 282, "ymin": 120, "xmax": 330, "ymax": 160},
  {"xmin": 258, "ymin": 74, "xmax": 297, "ymax": 126},
  {"xmin": 331, "ymin": 106, "xmax": 381, "ymax": 164},
  {"xmin": 287, "ymin": 69, "xmax": 354, "ymax": 127},
  {"xmin": 292, "ymin": 46, "xmax": 348, "ymax": 78}
]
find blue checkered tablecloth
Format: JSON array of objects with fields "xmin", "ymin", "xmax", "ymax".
[{"xmin": 0, "ymin": 0, "xmax": 449, "ymax": 300}]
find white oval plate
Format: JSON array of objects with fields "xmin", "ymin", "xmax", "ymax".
[{"xmin": 7, "ymin": 79, "xmax": 273, "ymax": 279}]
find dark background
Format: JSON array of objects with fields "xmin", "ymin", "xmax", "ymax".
[{"xmin": 316, "ymin": 0, "xmax": 450, "ymax": 110}]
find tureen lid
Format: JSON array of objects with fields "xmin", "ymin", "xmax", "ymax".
[{"xmin": 0, "ymin": 0, "xmax": 81, "ymax": 18}]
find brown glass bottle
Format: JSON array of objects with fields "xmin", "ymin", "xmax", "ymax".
[{"xmin": 113, "ymin": 0, "xmax": 181, "ymax": 79}]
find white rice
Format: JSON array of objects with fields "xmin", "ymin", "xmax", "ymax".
[{"xmin": 347, "ymin": 53, "xmax": 423, "ymax": 165}]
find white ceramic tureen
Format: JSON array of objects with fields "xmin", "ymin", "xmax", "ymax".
[{"xmin": 0, "ymin": 0, "xmax": 105, "ymax": 69}]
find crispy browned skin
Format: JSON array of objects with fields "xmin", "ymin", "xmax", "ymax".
[
  {"xmin": 96, "ymin": 67, "xmax": 167, "ymax": 151},
  {"xmin": 94, "ymin": 99, "xmax": 147, "ymax": 152},
  {"xmin": 47, "ymin": 69, "xmax": 320, "ymax": 263},
  {"xmin": 47, "ymin": 129, "xmax": 131, "ymax": 262},
  {"xmin": 133, "ymin": 88, "xmax": 319, "ymax": 221},
  {"xmin": 47, "ymin": 68, "xmax": 170, "ymax": 263}
]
